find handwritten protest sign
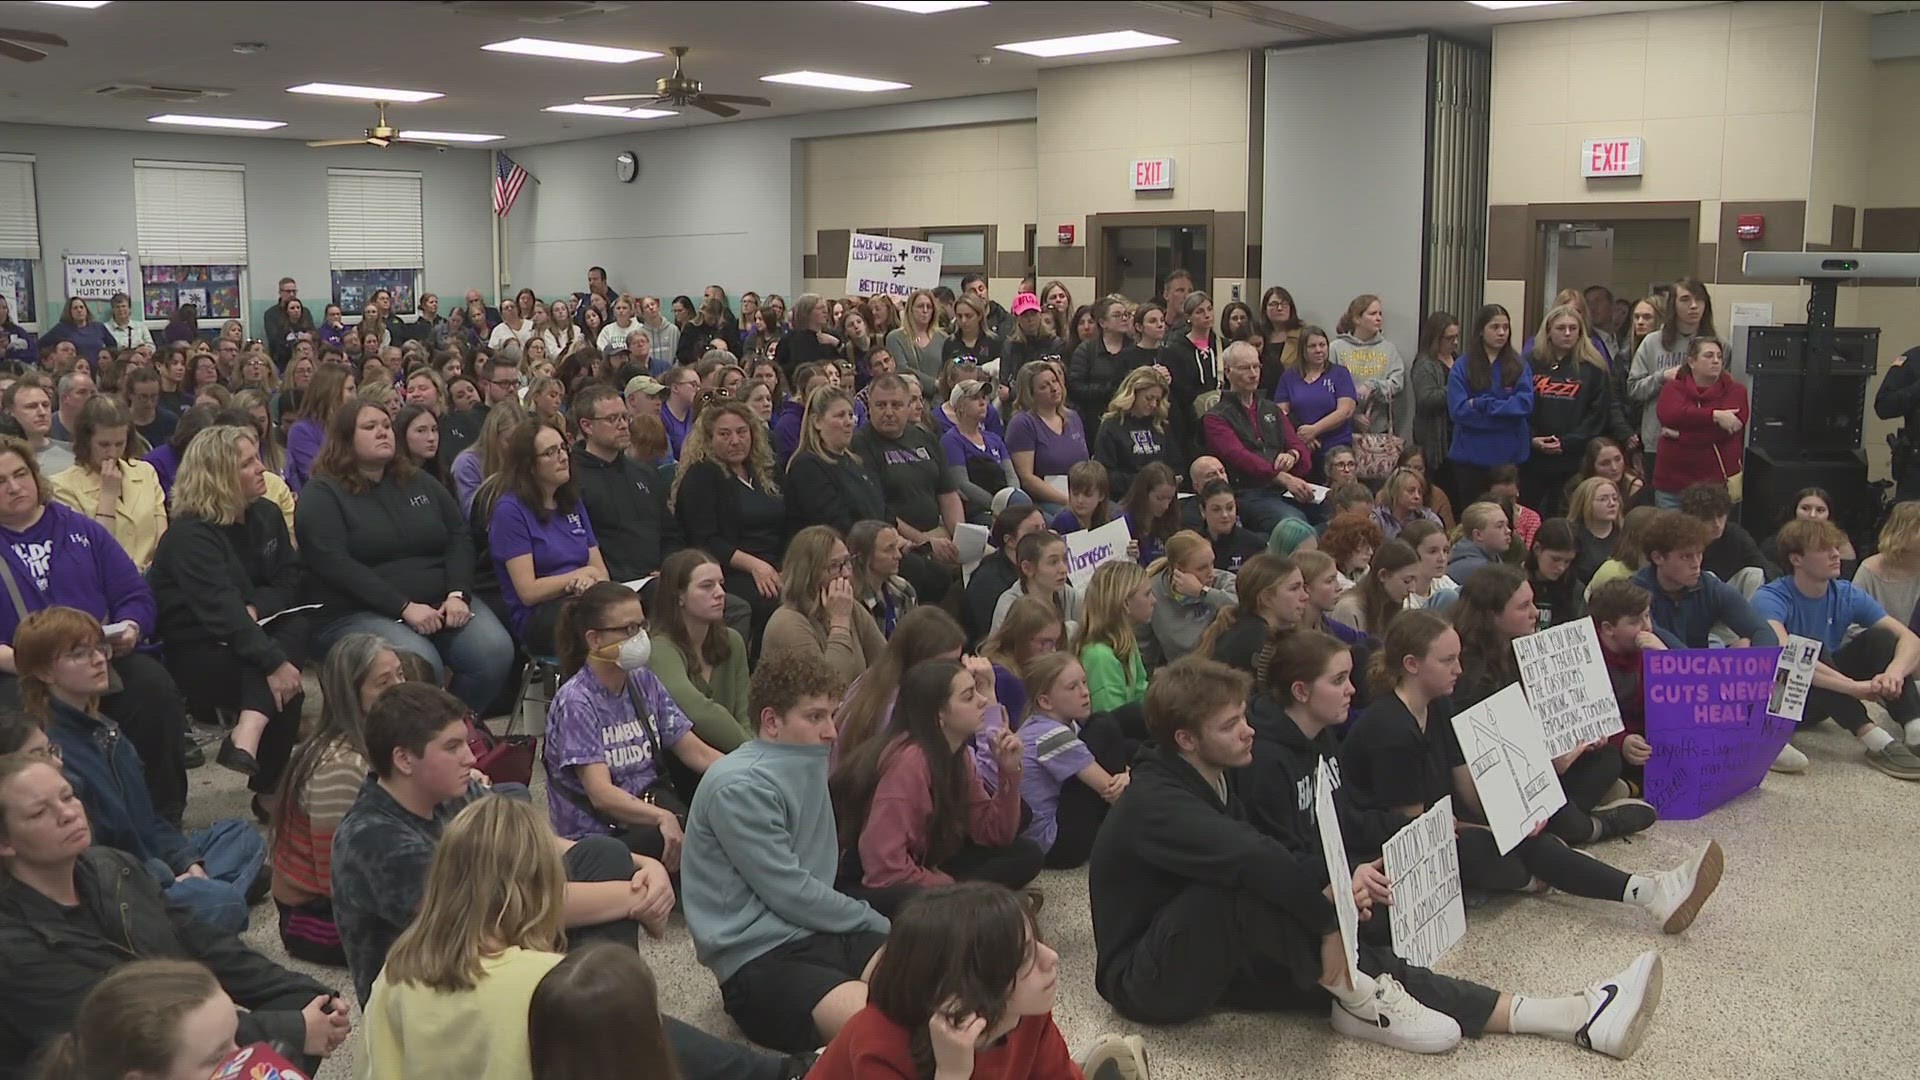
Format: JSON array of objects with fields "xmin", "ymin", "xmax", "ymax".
[
  {"xmin": 1766, "ymin": 635, "xmax": 1821, "ymax": 722},
  {"xmin": 1383, "ymin": 797, "xmax": 1466, "ymax": 969},
  {"xmin": 845, "ymin": 233, "xmax": 942, "ymax": 299},
  {"xmin": 1513, "ymin": 620, "xmax": 1624, "ymax": 758},
  {"xmin": 1452, "ymin": 684, "xmax": 1564, "ymax": 854},
  {"xmin": 1644, "ymin": 648, "xmax": 1794, "ymax": 819},
  {"xmin": 1063, "ymin": 518, "xmax": 1132, "ymax": 591},
  {"xmin": 1315, "ymin": 762, "xmax": 1359, "ymax": 988}
]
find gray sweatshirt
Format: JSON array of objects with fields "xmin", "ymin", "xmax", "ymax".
[
  {"xmin": 1627, "ymin": 331, "xmax": 1694, "ymax": 449},
  {"xmin": 1330, "ymin": 331, "xmax": 1407, "ymax": 440},
  {"xmin": 1140, "ymin": 568, "xmax": 1237, "ymax": 670}
]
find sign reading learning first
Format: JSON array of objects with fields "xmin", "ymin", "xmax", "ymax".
[{"xmin": 846, "ymin": 232, "xmax": 943, "ymax": 299}]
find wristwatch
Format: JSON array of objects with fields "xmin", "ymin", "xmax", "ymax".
[{"xmin": 448, "ymin": 591, "xmax": 470, "ymax": 604}]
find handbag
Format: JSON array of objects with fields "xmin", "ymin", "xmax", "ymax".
[
  {"xmin": 0, "ymin": 554, "xmax": 123, "ymax": 695},
  {"xmin": 1352, "ymin": 432, "xmax": 1404, "ymax": 480},
  {"xmin": 466, "ymin": 714, "xmax": 537, "ymax": 787},
  {"xmin": 1714, "ymin": 443, "xmax": 1743, "ymax": 502}
]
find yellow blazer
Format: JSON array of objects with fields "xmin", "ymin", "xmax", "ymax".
[
  {"xmin": 262, "ymin": 469, "xmax": 297, "ymax": 537},
  {"xmin": 50, "ymin": 460, "xmax": 169, "ymax": 571}
]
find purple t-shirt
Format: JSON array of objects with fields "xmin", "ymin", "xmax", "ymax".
[
  {"xmin": 1005, "ymin": 409, "xmax": 1088, "ymax": 480},
  {"xmin": 1275, "ymin": 365, "xmax": 1357, "ymax": 447},
  {"xmin": 1018, "ymin": 714, "xmax": 1096, "ymax": 852},
  {"xmin": 544, "ymin": 666, "xmax": 693, "ymax": 840},
  {"xmin": 662, "ymin": 403, "xmax": 694, "ymax": 459},
  {"xmin": 285, "ymin": 418, "xmax": 324, "ymax": 492},
  {"xmin": 488, "ymin": 491, "xmax": 598, "ymax": 634},
  {"xmin": 940, "ymin": 427, "xmax": 1011, "ymax": 470}
]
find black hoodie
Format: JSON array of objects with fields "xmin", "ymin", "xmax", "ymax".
[
  {"xmin": 1529, "ymin": 354, "xmax": 1627, "ymax": 455},
  {"xmin": 570, "ymin": 443, "xmax": 679, "ymax": 582},
  {"xmin": 1240, "ymin": 693, "xmax": 1411, "ymax": 871}
]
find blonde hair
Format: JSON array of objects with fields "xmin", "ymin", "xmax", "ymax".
[
  {"xmin": 1459, "ymin": 500, "xmax": 1507, "ymax": 541},
  {"xmin": 170, "ymin": 425, "xmax": 258, "ymax": 526},
  {"xmin": 670, "ymin": 401, "xmax": 779, "ymax": 510},
  {"xmin": 1145, "ymin": 529, "xmax": 1211, "ymax": 580},
  {"xmin": 1532, "ymin": 302, "xmax": 1607, "ymax": 373},
  {"xmin": 790, "ymin": 385, "xmax": 855, "ymax": 468},
  {"xmin": 1878, "ymin": 501, "xmax": 1920, "ymax": 563},
  {"xmin": 381, "ymin": 795, "xmax": 566, "ymax": 993},
  {"xmin": 1076, "ymin": 560, "xmax": 1150, "ymax": 671},
  {"xmin": 1567, "ymin": 475, "xmax": 1620, "ymax": 534},
  {"xmin": 1103, "ymin": 365, "xmax": 1171, "ymax": 428},
  {"xmin": 778, "ymin": 525, "xmax": 845, "ymax": 626},
  {"xmin": 1012, "ymin": 359, "xmax": 1066, "ymax": 416},
  {"xmin": 980, "ymin": 596, "xmax": 1066, "ymax": 678}
]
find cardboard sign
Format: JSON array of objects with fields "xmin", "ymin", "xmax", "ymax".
[
  {"xmin": 63, "ymin": 253, "xmax": 133, "ymax": 302},
  {"xmin": 1383, "ymin": 796, "xmax": 1466, "ymax": 969},
  {"xmin": 1063, "ymin": 517, "xmax": 1132, "ymax": 591},
  {"xmin": 1451, "ymin": 684, "xmax": 1565, "ymax": 854},
  {"xmin": 1643, "ymin": 648, "xmax": 1794, "ymax": 819},
  {"xmin": 1766, "ymin": 635, "xmax": 1821, "ymax": 723},
  {"xmin": 1315, "ymin": 762, "xmax": 1359, "ymax": 988},
  {"xmin": 1513, "ymin": 620, "xmax": 1624, "ymax": 758},
  {"xmin": 845, "ymin": 232, "xmax": 943, "ymax": 300}
]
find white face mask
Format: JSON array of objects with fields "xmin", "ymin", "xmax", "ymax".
[{"xmin": 592, "ymin": 630, "xmax": 652, "ymax": 672}]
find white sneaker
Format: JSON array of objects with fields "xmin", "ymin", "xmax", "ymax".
[
  {"xmin": 1329, "ymin": 973, "xmax": 1462, "ymax": 1054},
  {"xmin": 1574, "ymin": 951, "xmax": 1663, "ymax": 1059},
  {"xmin": 1634, "ymin": 840, "xmax": 1725, "ymax": 934},
  {"xmin": 1770, "ymin": 743, "xmax": 1809, "ymax": 773},
  {"xmin": 1076, "ymin": 1033, "xmax": 1150, "ymax": 1080}
]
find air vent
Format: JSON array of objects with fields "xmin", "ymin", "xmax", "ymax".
[
  {"xmin": 93, "ymin": 83, "xmax": 233, "ymax": 104},
  {"xmin": 424, "ymin": 0, "xmax": 625, "ymax": 23}
]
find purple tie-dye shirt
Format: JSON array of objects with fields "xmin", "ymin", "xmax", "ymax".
[{"xmin": 543, "ymin": 665, "xmax": 693, "ymax": 839}]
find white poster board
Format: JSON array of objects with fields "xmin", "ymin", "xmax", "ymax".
[
  {"xmin": 1382, "ymin": 796, "xmax": 1466, "ymax": 969},
  {"xmin": 1452, "ymin": 684, "xmax": 1566, "ymax": 855},
  {"xmin": 0, "ymin": 264, "xmax": 24, "ymax": 318},
  {"xmin": 1063, "ymin": 517, "xmax": 1132, "ymax": 591},
  {"xmin": 845, "ymin": 233, "xmax": 943, "ymax": 300},
  {"xmin": 1512, "ymin": 620, "xmax": 1624, "ymax": 758},
  {"xmin": 1315, "ymin": 762, "xmax": 1359, "ymax": 988},
  {"xmin": 1766, "ymin": 635, "xmax": 1822, "ymax": 722},
  {"xmin": 62, "ymin": 253, "xmax": 133, "ymax": 302}
]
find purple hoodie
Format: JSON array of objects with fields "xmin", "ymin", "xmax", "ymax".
[
  {"xmin": 285, "ymin": 418, "xmax": 324, "ymax": 493},
  {"xmin": 0, "ymin": 502, "xmax": 156, "ymax": 643},
  {"xmin": 771, "ymin": 398, "xmax": 805, "ymax": 462},
  {"xmin": 143, "ymin": 442, "xmax": 181, "ymax": 493}
]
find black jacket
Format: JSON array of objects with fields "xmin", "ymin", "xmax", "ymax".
[
  {"xmin": 1160, "ymin": 331, "xmax": 1223, "ymax": 449},
  {"xmin": 942, "ymin": 332, "xmax": 1002, "ymax": 370},
  {"xmin": 149, "ymin": 499, "xmax": 303, "ymax": 673},
  {"xmin": 775, "ymin": 328, "xmax": 836, "ymax": 378},
  {"xmin": 571, "ymin": 444, "xmax": 678, "ymax": 582},
  {"xmin": 438, "ymin": 406, "xmax": 486, "ymax": 473},
  {"xmin": 1875, "ymin": 346, "xmax": 1920, "ymax": 432},
  {"xmin": 1068, "ymin": 338, "xmax": 1133, "ymax": 429},
  {"xmin": 673, "ymin": 459, "xmax": 788, "ymax": 570},
  {"xmin": 1207, "ymin": 524, "xmax": 1266, "ymax": 575},
  {"xmin": 1001, "ymin": 335, "xmax": 1066, "ymax": 389},
  {"xmin": 1239, "ymin": 693, "xmax": 1410, "ymax": 870},
  {"xmin": 1529, "ymin": 355, "xmax": 1629, "ymax": 457},
  {"xmin": 785, "ymin": 450, "xmax": 887, "ymax": 538},
  {"xmin": 0, "ymin": 847, "xmax": 328, "ymax": 1080},
  {"xmin": 1093, "ymin": 414, "xmax": 1179, "ymax": 501},
  {"xmin": 964, "ymin": 549, "xmax": 1018, "ymax": 644},
  {"xmin": 294, "ymin": 469, "xmax": 474, "ymax": 622}
]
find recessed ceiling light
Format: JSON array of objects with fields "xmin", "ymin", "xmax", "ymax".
[
  {"xmin": 286, "ymin": 82, "xmax": 444, "ymax": 103},
  {"xmin": 851, "ymin": 1, "xmax": 989, "ymax": 12},
  {"xmin": 39, "ymin": 1, "xmax": 112, "ymax": 8},
  {"xmin": 397, "ymin": 130, "xmax": 504, "ymax": 143},
  {"xmin": 995, "ymin": 30, "xmax": 1179, "ymax": 58},
  {"xmin": 543, "ymin": 103, "xmax": 678, "ymax": 119},
  {"xmin": 482, "ymin": 37, "xmax": 661, "ymax": 64},
  {"xmin": 760, "ymin": 71, "xmax": 910, "ymax": 93},
  {"xmin": 148, "ymin": 114, "xmax": 286, "ymax": 131},
  {"xmin": 1467, "ymin": 0, "xmax": 1574, "ymax": 8}
]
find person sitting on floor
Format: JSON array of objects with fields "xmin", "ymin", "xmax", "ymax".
[
  {"xmin": 990, "ymin": 530, "xmax": 1084, "ymax": 639},
  {"xmin": 1197, "ymin": 480, "xmax": 1267, "ymax": 574},
  {"xmin": 1139, "ymin": 530, "xmax": 1235, "ymax": 670},
  {"xmin": 1591, "ymin": 579, "xmax": 1660, "ymax": 796},
  {"xmin": 647, "ymin": 548, "xmax": 754, "ymax": 754},
  {"xmin": 764, "ymin": 525, "xmax": 890, "ymax": 690},
  {"xmin": 833, "ymin": 606, "xmax": 970, "ymax": 774},
  {"xmin": 1017, "ymin": 652, "xmax": 1135, "ymax": 871},
  {"xmin": 525, "ymin": 944, "xmax": 683, "ymax": 1080},
  {"xmin": 1079, "ymin": 561, "xmax": 1157, "ymax": 714},
  {"xmin": 1447, "ymin": 501, "xmax": 1513, "ymax": 586},
  {"xmin": 1197, "ymin": 553, "xmax": 1310, "ymax": 676},
  {"xmin": 965, "ymin": 503, "xmax": 1047, "ymax": 646},
  {"xmin": 1631, "ymin": 510, "xmax": 1778, "ymax": 652},
  {"xmin": 1680, "ymin": 481, "xmax": 1777, "ymax": 598},
  {"xmin": 27, "ymin": 959, "xmax": 265, "ymax": 1080},
  {"xmin": 1050, "ymin": 459, "xmax": 1113, "ymax": 536},
  {"xmin": 979, "ymin": 596, "xmax": 1066, "ymax": 724}
]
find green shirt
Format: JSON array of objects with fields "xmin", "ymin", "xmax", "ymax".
[
  {"xmin": 647, "ymin": 629, "xmax": 753, "ymax": 751},
  {"xmin": 1081, "ymin": 641, "xmax": 1148, "ymax": 714}
]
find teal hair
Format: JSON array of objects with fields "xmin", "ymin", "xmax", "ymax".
[{"xmin": 1268, "ymin": 517, "xmax": 1317, "ymax": 557}]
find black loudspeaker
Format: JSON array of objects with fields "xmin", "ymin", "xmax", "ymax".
[
  {"xmin": 1741, "ymin": 447, "xmax": 1873, "ymax": 547},
  {"xmin": 1748, "ymin": 371, "xmax": 1869, "ymax": 457},
  {"xmin": 1746, "ymin": 325, "xmax": 1881, "ymax": 375}
]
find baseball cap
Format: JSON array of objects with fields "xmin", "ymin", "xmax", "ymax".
[
  {"xmin": 1011, "ymin": 292, "xmax": 1041, "ymax": 316},
  {"xmin": 624, "ymin": 374, "xmax": 667, "ymax": 397},
  {"xmin": 948, "ymin": 379, "xmax": 992, "ymax": 407}
]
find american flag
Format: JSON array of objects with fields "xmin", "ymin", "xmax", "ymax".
[{"xmin": 493, "ymin": 152, "xmax": 531, "ymax": 217}]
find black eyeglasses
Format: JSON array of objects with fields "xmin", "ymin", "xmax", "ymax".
[{"xmin": 594, "ymin": 621, "xmax": 647, "ymax": 637}]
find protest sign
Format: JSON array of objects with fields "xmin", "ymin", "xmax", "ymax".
[
  {"xmin": 1315, "ymin": 762, "xmax": 1359, "ymax": 988},
  {"xmin": 845, "ymin": 232, "xmax": 942, "ymax": 300},
  {"xmin": 1766, "ymin": 635, "xmax": 1821, "ymax": 722},
  {"xmin": 1451, "ymin": 684, "xmax": 1564, "ymax": 854},
  {"xmin": 63, "ymin": 253, "xmax": 133, "ymax": 302},
  {"xmin": 1383, "ymin": 796, "xmax": 1466, "ymax": 969},
  {"xmin": 1063, "ymin": 517, "xmax": 1132, "ymax": 591},
  {"xmin": 1643, "ymin": 647, "xmax": 1794, "ymax": 819},
  {"xmin": 1513, "ymin": 620, "xmax": 1624, "ymax": 758}
]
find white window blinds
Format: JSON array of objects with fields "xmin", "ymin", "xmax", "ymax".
[
  {"xmin": 327, "ymin": 169, "xmax": 424, "ymax": 270},
  {"xmin": 133, "ymin": 160, "xmax": 248, "ymax": 265},
  {"xmin": 0, "ymin": 155, "xmax": 41, "ymax": 261}
]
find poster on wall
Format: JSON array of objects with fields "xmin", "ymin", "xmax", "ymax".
[
  {"xmin": 63, "ymin": 253, "xmax": 134, "ymax": 302},
  {"xmin": 845, "ymin": 232, "xmax": 943, "ymax": 300},
  {"xmin": 0, "ymin": 259, "xmax": 34, "ymax": 323},
  {"xmin": 142, "ymin": 265, "xmax": 242, "ymax": 321}
]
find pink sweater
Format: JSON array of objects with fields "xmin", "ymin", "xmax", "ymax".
[{"xmin": 859, "ymin": 738, "xmax": 1022, "ymax": 888}]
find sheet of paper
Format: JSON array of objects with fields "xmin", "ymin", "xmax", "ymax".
[
  {"xmin": 1285, "ymin": 482, "xmax": 1329, "ymax": 504},
  {"xmin": 1512, "ymin": 620, "xmax": 1624, "ymax": 758},
  {"xmin": 1766, "ymin": 635, "xmax": 1821, "ymax": 723},
  {"xmin": 1382, "ymin": 796, "xmax": 1466, "ymax": 969},
  {"xmin": 1643, "ymin": 648, "xmax": 1795, "ymax": 819},
  {"xmin": 620, "ymin": 575, "xmax": 658, "ymax": 593},
  {"xmin": 1315, "ymin": 762, "xmax": 1359, "ymax": 988},
  {"xmin": 1451, "ymin": 684, "xmax": 1565, "ymax": 854},
  {"xmin": 952, "ymin": 522, "xmax": 990, "ymax": 569},
  {"xmin": 1043, "ymin": 474, "xmax": 1069, "ymax": 495},
  {"xmin": 1062, "ymin": 517, "xmax": 1133, "ymax": 591}
]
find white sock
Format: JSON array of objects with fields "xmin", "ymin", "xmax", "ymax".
[
  {"xmin": 1325, "ymin": 969, "xmax": 1377, "ymax": 1009},
  {"xmin": 1862, "ymin": 727, "xmax": 1896, "ymax": 753},
  {"xmin": 1904, "ymin": 718, "xmax": 1920, "ymax": 745},
  {"xmin": 1508, "ymin": 993, "xmax": 1590, "ymax": 1039},
  {"xmin": 1623, "ymin": 873, "xmax": 1659, "ymax": 908}
]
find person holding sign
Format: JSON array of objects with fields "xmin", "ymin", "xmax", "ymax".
[
  {"xmin": 1591, "ymin": 579, "xmax": 1662, "ymax": 793},
  {"xmin": 990, "ymin": 530, "xmax": 1084, "ymax": 640},
  {"xmin": 1631, "ymin": 511, "xmax": 1778, "ymax": 651},
  {"xmin": 1089, "ymin": 655, "xmax": 1664, "ymax": 1059},
  {"xmin": 1751, "ymin": 518, "xmax": 1920, "ymax": 781},
  {"xmin": 1342, "ymin": 611, "xmax": 1717, "ymax": 937}
]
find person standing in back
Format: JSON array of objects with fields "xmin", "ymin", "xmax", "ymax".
[{"xmin": 1331, "ymin": 295, "xmax": 1406, "ymax": 445}]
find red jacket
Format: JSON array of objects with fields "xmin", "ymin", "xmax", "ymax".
[
  {"xmin": 810, "ymin": 1009, "xmax": 1081, "ymax": 1080},
  {"xmin": 1652, "ymin": 371, "xmax": 1747, "ymax": 493}
]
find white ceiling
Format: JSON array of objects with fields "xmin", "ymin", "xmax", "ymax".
[{"xmin": 1, "ymin": 0, "xmax": 1718, "ymax": 148}]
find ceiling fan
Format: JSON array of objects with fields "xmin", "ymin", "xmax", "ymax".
[
  {"xmin": 0, "ymin": 26, "xmax": 67, "ymax": 63},
  {"xmin": 583, "ymin": 45, "xmax": 771, "ymax": 118},
  {"xmin": 306, "ymin": 102, "xmax": 430, "ymax": 149}
]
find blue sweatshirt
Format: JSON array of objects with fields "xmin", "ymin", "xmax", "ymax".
[
  {"xmin": 44, "ymin": 700, "xmax": 196, "ymax": 872},
  {"xmin": 682, "ymin": 739, "xmax": 888, "ymax": 982},
  {"xmin": 1631, "ymin": 564, "xmax": 1779, "ymax": 650},
  {"xmin": 0, "ymin": 502, "xmax": 156, "ymax": 645},
  {"xmin": 1445, "ymin": 356, "xmax": 1535, "ymax": 467}
]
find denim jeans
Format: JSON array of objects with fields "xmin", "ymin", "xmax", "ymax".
[
  {"xmin": 317, "ymin": 605, "xmax": 515, "ymax": 713},
  {"xmin": 1236, "ymin": 486, "xmax": 1309, "ymax": 537},
  {"xmin": 1654, "ymin": 490, "xmax": 1682, "ymax": 510},
  {"xmin": 150, "ymin": 817, "xmax": 266, "ymax": 934}
]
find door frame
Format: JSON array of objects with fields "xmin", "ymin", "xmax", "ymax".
[
  {"xmin": 1522, "ymin": 201, "xmax": 1698, "ymax": 331},
  {"xmin": 1086, "ymin": 210, "xmax": 1216, "ymax": 299}
]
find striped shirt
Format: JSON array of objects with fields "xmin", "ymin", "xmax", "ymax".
[
  {"xmin": 1018, "ymin": 715, "xmax": 1095, "ymax": 853},
  {"xmin": 271, "ymin": 743, "xmax": 366, "ymax": 900}
]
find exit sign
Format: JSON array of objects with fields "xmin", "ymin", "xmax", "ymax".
[
  {"xmin": 1131, "ymin": 157, "xmax": 1174, "ymax": 191},
  {"xmin": 1582, "ymin": 137, "xmax": 1644, "ymax": 178}
]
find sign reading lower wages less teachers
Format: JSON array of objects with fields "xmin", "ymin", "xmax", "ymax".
[{"xmin": 845, "ymin": 232, "xmax": 943, "ymax": 300}]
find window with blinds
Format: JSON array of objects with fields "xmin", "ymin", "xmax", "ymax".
[
  {"xmin": 328, "ymin": 169, "xmax": 424, "ymax": 317},
  {"xmin": 0, "ymin": 154, "xmax": 41, "ymax": 324},
  {"xmin": 133, "ymin": 160, "xmax": 248, "ymax": 265}
]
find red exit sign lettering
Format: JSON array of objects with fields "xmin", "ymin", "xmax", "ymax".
[
  {"xmin": 1582, "ymin": 137, "xmax": 1644, "ymax": 178},
  {"xmin": 1130, "ymin": 157, "xmax": 1174, "ymax": 192}
]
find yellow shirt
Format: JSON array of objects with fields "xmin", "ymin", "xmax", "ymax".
[
  {"xmin": 263, "ymin": 469, "xmax": 297, "ymax": 538},
  {"xmin": 49, "ymin": 460, "xmax": 168, "ymax": 571},
  {"xmin": 360, "ymin": 946, "xmax": 562, "ymax": 1080}
]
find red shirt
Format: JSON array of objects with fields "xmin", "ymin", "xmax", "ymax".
[
  {"xmin": 1600, "ymin": 639, "xmax": 1644, "ymax": 746},
  {"xmin": 809, "ymin": 1008, "xmax": 1082, "ymax": 1080}
]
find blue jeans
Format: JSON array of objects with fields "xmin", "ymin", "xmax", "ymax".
[
  {"xmin": 318, "ymin": 606, "xmax": 515, "ymax": 713},
  {"xmin": 1654, "ymin": 490, "xmax": 1682, "ymax": 510},
  {"xmin": 150, "ymin": 818, "xmax": 265, "ymax": 934},
  {"xmin": 1236, "ymin": 486, "xmax": 1309, "ymax": 537}
]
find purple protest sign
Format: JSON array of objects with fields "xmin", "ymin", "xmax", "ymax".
[{"xmin": 1642, "ymin": 647, "xmax": 1795, "ymax": 820}]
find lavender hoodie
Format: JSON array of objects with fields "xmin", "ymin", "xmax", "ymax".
[{"xmin": 0, "ymin": 502, "xmax": 156, "ymax": 643}]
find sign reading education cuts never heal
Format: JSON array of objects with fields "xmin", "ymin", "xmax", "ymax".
[
  {"xmin": 1642, "ymin": 648, "xmax": 1797, "ymax": 820},
  {"xmin": 845, "ymin": 232, "xmax": 943, "ymax": 300}
]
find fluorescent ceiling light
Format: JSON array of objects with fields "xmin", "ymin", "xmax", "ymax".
[
  {"xmin": 544, "ymin": 103, "xmax": 678, "ymax": 119},
  {"xmin": 39, "ymin": 2, "xmax": 112, "ymax": 8},
  {"xmin": 1467, "ymin": 0, "xmax": 1573, "ymax": 8},
  {"xmin": 287, "ymin": 82, "xmax": 444, "ymax": 103},
  {"xmin": 761, "ymin": 71, "xmax": 910, "ymax": 93},
  {"xmin": 482, "ymin": 37, "xmax": 661, "ymax": 64},
  {"xmin": 397, "ymin": 130, "xmax": 504, "ymax": 143},
  {"xmin": 995, "ymin": 30, "xmax": 1178, "ymax": 58},
  {"xmin": 148, "ymin": 114, "xmax": 286, "ymax": 131},
  {"xmin": 851, "ymin": 1, "xmax": 989, "ymax": 12}
]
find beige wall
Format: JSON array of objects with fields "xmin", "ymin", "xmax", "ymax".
[
  {"xmin": 1853, "ymin": 58, "xmax": 1920, "ymax": 478},
  {"xmin": 1808, "ymin": 3, "xmax": 1871, "ymax": 246}
]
